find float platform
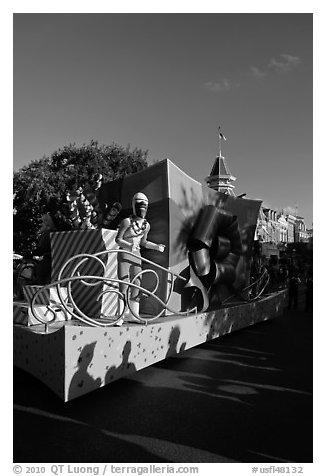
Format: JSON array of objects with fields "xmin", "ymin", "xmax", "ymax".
[{"xmin": 13, "ymin": 290, "xmax": 287, "ymax": 402}]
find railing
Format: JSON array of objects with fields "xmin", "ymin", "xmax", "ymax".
[
  {"xmin": 28, "ymin": 250, "xmax": 274, "ymax": 331},
  {"xmin": 221, "ymin": 268, "xmax": 270, "ymax": 305},
  {"xmin": 30, "ymin": 249, "xmax": 197, "ymax": 331}
]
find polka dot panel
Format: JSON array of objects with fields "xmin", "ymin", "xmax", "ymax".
[{"xmin": 13, "ymin": 290, "xmax": 288, "ymax": 402}]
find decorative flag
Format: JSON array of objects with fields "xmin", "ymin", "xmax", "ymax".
[{"xmin": 219, "ymin": 131, "xmax": 227, "ymax": 141}]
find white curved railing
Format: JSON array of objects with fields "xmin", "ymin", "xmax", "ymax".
[
  {"xmin": 29, "ymin": 250, "xmax": 274, "ymax": 331},
  {"xmin": 30, "ymin": 249, "xmax": 197, "ymax": 331}
]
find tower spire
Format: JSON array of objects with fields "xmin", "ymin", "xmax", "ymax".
[{"xmin": 205, "ymin": 127, "xmax": 236, "ymax": 196}]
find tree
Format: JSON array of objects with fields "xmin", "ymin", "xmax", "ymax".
[{"xmin": 13, "ymin": 140, "xmax": 148, "ymax": 255}]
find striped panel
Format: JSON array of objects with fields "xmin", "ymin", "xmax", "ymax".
[
  {"xmin": 52, "ymin": 230, "xmax": 104, "ymax": 281},
  {"xmin": 100, "ymin": 232, "xmax": 119, "ymax": 318},
  {"xmin": 23, "ymin": 286, "xmax": 68, "ymax": 306},
  {"xmin": 71, "ymin": 231, "xmax": 119, "ymax": 318},
  {"xmin": 23, "ymin": 286, "xmax": 49, "ymax": 305},
  {"xmin": 51, "ymin": 229, "xmax": 118, "ymax": 319}
]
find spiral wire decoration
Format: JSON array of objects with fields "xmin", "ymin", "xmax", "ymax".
[
  {"xmin": 221, "ymin": 267, "xmax": 270, "ymax": 305},
  {"xmin": 30, "ymin": 249, "xmax": 197, "ymax": 331}
]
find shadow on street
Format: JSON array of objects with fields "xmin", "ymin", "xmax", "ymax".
[{"xmin": 13, "ymin": 289, "xmax": 312, "ymax": 463}]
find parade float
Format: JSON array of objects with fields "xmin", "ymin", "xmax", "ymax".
[{"xmin": 13, "ymin": 159, "xmax": 287, "ymax": 401}]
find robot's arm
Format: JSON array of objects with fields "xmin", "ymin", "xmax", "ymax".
[{"xmin": 141, "ymin": 224, "xmax": 165, "ymax": 252}]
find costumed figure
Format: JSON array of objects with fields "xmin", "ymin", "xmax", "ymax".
[
  {"xmin": 102, "ymin": 202, "xmax": 122, "ymax": 230},
  {"xmin": 115, "ymin": 192, "xmax": 165, "ymax": 325}
]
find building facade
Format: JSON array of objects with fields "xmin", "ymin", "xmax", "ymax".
[
  {"xmin": 256, "ymin": 206, "xmax": 280, "ymax": 244},
  {"xmin": 278, "ymin": 214, "xmax": 288, "ymax": 243},
  {"xmin": 255, "ymin": 209, "xmax": 311, "ymax": 247},
  {"xmin": 294, "ymin": 216, "xmax": 309, "ymax": 243},
  {"xmin": 286, "ymin": 214, "xmax": 296, "ymax": 243}
]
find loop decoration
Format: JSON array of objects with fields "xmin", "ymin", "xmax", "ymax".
[
  {"xmin": 184, "ymin": 205, "xmax": 243, "ymax": 312},
  {"xmin": 30, "ymin": 249, "xmax": 197, "ymax": 331}
]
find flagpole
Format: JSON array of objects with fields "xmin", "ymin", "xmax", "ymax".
[{"xmin": 218, "ymin": 126, "xmax": 222, "ymax": 157}]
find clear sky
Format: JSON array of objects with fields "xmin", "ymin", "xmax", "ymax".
[{"xmin": 13, "ymin": 13, "xmax": 313, "ymax": 225}]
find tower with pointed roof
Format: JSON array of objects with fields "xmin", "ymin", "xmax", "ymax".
[
  {"xmin": 205, "ymin": 127, "xmax": 237, "ymax": 196},
  {"xmin": 205, "ymin": 155, "xmax": 237, "ymax": 196}
]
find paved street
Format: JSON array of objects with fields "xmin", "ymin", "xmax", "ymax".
[{"xmin": 13, "ymin": 289, "xmax": 312, "ymax": 463}]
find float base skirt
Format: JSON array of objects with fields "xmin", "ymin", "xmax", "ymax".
[{"xmin": 13, "ymin": 290, "xmax": 287, "ymax": 402}]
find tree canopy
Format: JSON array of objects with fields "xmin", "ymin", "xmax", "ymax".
[{"xmin": 13, "ymin": 140, "xmax": 148, "ymax": 255}]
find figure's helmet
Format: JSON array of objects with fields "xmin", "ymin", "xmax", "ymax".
[{"xmin": 132, "ymin": 192, "xmax": 148, "ymax": 218}]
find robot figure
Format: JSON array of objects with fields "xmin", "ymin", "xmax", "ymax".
[{"xmin": 115, "ymin": 192, "xmax": 165, "ymax": 325}]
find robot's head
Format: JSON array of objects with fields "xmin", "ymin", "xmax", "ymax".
[{"xmin": 132, "ymin": 192, "xmax": 148, "ymax": 218}]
